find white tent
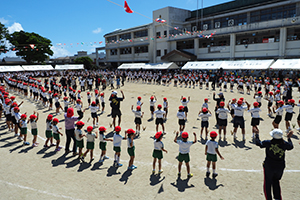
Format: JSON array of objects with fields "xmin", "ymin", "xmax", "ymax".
[
  {"xmin": 182, "ymin": 61, "xmax": 224, "ymax": 70},
  {"xmin": 0, "ymin": 65, "xmax": 24, "ymax": 72},
  {"xmin": 55, "ymin": 64, "xmax": 84, "ymax": 70},
  {"xmin": 270, "ymin": 59, "xmax": 300, "ymax": 70},
  {"xmin": 219, "ymin": 60, "xmax": 274, "ymax": 70},
  {"xmin": 118, "ymin": 62, "xmax": 179, "ymax": 70},
  {"xmin": 22, "ymin": 65, "xmax": 54, "ymax": 71}
]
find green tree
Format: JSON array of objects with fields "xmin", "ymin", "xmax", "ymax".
[
  {"xmin": 74, "ymin": 56, "xmax": 93, "ymax": 70},
  {"xmin": 0, "ymin": 22, "xmax": 9, "ymax": 55},
  {"xmin": 6, "ymin": 31, "xmax": 53, "ymax": 63}
]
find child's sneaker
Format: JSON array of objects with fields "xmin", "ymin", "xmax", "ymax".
[
  {"xmin": 177, "ymin": 172, "xmax": 181, "ymax": 177},
  {"xmin": 158, "ymin": 169, "xmax": 163, "ymax": 174},
  {"xmin": 98, "ymin": 159, "xmax": 104, "ymax": 163},
  {"xmin": 117, "ymin": 163, "xmax": 123, "ymax": 167},
  {"xmin": 32, "ymin": 143, "xmax": 38, "ymax": 147},
  {"xmin": 152, "ymin": 169, "xmax": 155, "ymax": 174},
  {"xmin": 55, "ymin": 147, "xmax": 62, "ymax": 151},
  {"xmin": 23, "ymin": 141, "xmax": 30, "ymax": 145},
  {"xmin": 14, "ymin": 133, "xmax": 18, "ymax": 137},
  {"xmin": 212, "ymin": 173, "xmax": 218, "ymax": 178},
  {"xmin": 187, "ymin": 173, "xmax": 193, "ymax": 178},
  {"xmin": 104, "ymin": 156, "xmax": 109, "ymax": 159},
  {"xmin": 131, "ymin": 165, "xmax": 137, "ymax": 169},
  {"xmin": 81, "ymin": 156, "xmax": 85, "ymax": 161},
  {"xmin": 43, "ymin": 144, "xmax": 48, "ymax": 148},
  {"xmin": 50, "ymin": 143, "xmax": 56, "ymax": 147},
  {"xmin": 206, "ymin": 171, "xmax": 210, "ymax": 177}
]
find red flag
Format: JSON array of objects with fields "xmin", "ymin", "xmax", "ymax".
[
  {"xmin": 29, "ymin": 44, "xmax": 35, "ymax": 49},
  {"xmin": 124, "ymin": 1, "xmax": 133, "ymax": 13}
]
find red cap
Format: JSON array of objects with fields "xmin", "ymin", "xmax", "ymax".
[
  {"xmin": 137, "ymin": 96, "xmax": 141, "ymax": 100},
  {"xmin": 53, "ymin": 118, "xmax": 59, "ymax": 123},
  {"xmin": 155, "ymin": 131, "xmax": 162, "ymax": 139},
  {"xmin": 14, "ymin": 106, "xmax": 19, "ymax": 111},
  {"xmin": 12, "ymin": 102, "xmax": 17, "ymax": 107},
  {"xmin": 163, "ymin": 97, "xmax": 167, "ymax": 101},
  {"xmin": 126, "ymin": 128, "xmax": 135, "ymax": 134},
  {"xmin": 204, "ymin": 98, "xmax": 208, "ymax": 102},
  {"xmin": 76, "ymin": 99, "xmax": 81, "ymax": 102},
  {"xmin": 20, "ymin": 114, "xmax": 27, "ymax": 119},
  {"xmin": 181, "ymin": 132, "xmax": 188, "ymax": 139},
  {"xmin": 48, "ymin": 91, "xmax": 52, "ymax": 93},
  {"xmin": 63, "ymin": 97, "xmax": 68, "ymax": 100},
  {"xmin": 220, "ymin": 101, "xmax": 225, "ymax": 107},
  {"xmin": 237, "ymin": 100, "xmax": 243, "ymax": 105},
  {"xmin": 277, "ymin": 100, "xmax": 284, "ymax": 105},
  {"xmin": 47, "ymin": 114, "xmax": 53, "ymax": 120},
  {"xmin": 182, "ymin": 97, "xmax": 186, "ymax": 101},
  {"xmin": 100, "ymin": 93, "xmax": 104, "ymax": 96},
  {"xmin": 99, "ymin": 126, "xmax": 106, "ymax": 132},
  {"xmin": 157, "ymin": 104, "xmax": 162, "ymax": 108},
  {"xmin": 269, "ymin": 91, "xmax": 273, "ymax": 95},
  {"xmin": 76, "ymin": 121, "xmax": 85, "ymax": 126},
  {"xmin": 87, "ymin": 92, "xmax": 90, "ymax": 95},
  {"xmin": 87, "ymin": 126, "xmax": 93, "ymax": 132},
  {"xmin": 150, "ymin": 96, "xmax": 154, "ymax": 100},
  {"xmin": 10, "ymin": 96, "xmax": 15, "ymax": 100},
  {"xmin": 253, "ymin": 102, "xmax": 259, "ymax": 107},
  {"xmin": 67, "ymin": 107, "xmax": 74, "ymax": 118},
  {"xmin": 210, "ymin": 131, "xmax": 218, "ymax": 138},
  {"xmin": 179, "ymin": 105, "xmax": 184, "ymax": 110},
  {"xmin": 136, "ymin": 106, "xmax": 141, "ymax": 110},
  {"xmin": 276, "ymin": 90, "xmax": 280, "ymax": 93},
  {"xmin": 5, "ymin": 99, "xmax": 10, "ymax": 104},
  {"xmin": 288, "ymin": 99, "xmax": 295, "ymax": 104},
  {"xmin": 30, "ymin": 114, "xmax": 37, "ymax": 120},
  {"xmin": 202, "ymin": 107, "xmax": 207, "ymax": 112},
  {"xmin": 115, "ymin": 126, "xmax": 121, "ymax": 132},
  {"xmin": 258, "ymin": 91, "xmax": 262, "ymax": 94},
  {"xmin": 78, "ymin": 90, "xmax": 81, "ymax": 93},
  {"xmin": 92, "ymin": 101, "xmax": 96, "ymax": 105}
]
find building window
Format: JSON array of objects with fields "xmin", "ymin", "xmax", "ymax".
[
  {"xmin": 134, "ymin": 29, "xmax": 148, "ymax": 38},
  {"xmin": 177, "ymin": 40, "xmax": 194, "ymax": 50},
  {"xmin": 110, "ymin": 49, "xmax": 118, "ymax": 56},
  {"xmin": 119, "ymin": 33, "xmax": 131, "ymax": 40},
  {"xmin": 164, "ymin": 31, "xmax": 167, "ymax": 37},
  {"xmin": 164, "ymin": 49, "xmax": 168, "ymax": 55},
  {"xmin": 214, "ymin": 14, "xmax": 247, "ymax": 28},
  {"xmin": 199, "ymin": 36, "xmax": 230, "ymax": 48},
  {"xmin": 236, "ymin": 30, "xmax": 280, "ymax": 45},
  {"xmin": 120, "ymin": 47, "xmax": 132, "ymax": 55},
  {"xmin": 156, "ymin": 50, "xmax": 161, "ymax": 57},
  {"xmin": 287, "ymin": 27, "xmax": 300, "ymax": 41},
  {"xmin": 250, "ymin": 4, "xmax": 296, "ymax": 23},
  {"xmin": 156, "ymin": 32, "xmax": 161, "ymax": 38},
  {"xmin": 107, "ymin": 36, "xmax": 117, "ymax": 43},
  {"xmin": 134, "ymin": 46, "xmax": 148, "ymax": 53}
]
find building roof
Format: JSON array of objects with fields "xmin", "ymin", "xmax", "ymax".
[
  {"xmin": 187, "ymin": 0, "xmax": 286, "ymax": 20},
  {"xmin": 161, "ymin": 50, "xmax": 197, "ymax": 61},
  {"xmin": 104, "ymin": 23, "xmax": 152, "ymax": 37},
  {"xmin": 2, "ymin": 57, "xmax": 26, "ymax": 63}
]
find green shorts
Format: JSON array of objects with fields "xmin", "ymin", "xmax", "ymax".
[
  {"xmin": 99, "ymin": 142, "xmax": 107, "ymax": 151},
  {"xmin": 31, "ymin": 129, "xmax": 38, "ymax": 136},
  {"xmin": 20, "ymin": 128, "xmax": 27, "ymax": 135},
  {"xmin": 45, "ymin": 130, "xmax": 52, "ymax": 138},
  {"xmin": 76, "ymin": 140, "xmax": 84, "ymax": 148},
  {"xmin": 177, "ymin": 153, "xmax": 190, "ymax": 163},
  {"xmin": 127, "ymin": 146, "xmax": 135, "ymax": 157},
  {"xmin": 113, "ymin": 146, "xmax": 121, "ymax": 152},
  {"xmin": 152, "ymin": 149, "xmax": 163, "ymax": 159},
  {"xmin": 87, "ymin": 142, "xmax": 94, "ymax": 150},
  {"xmin": 206, "ymin": 153, "xmax": 217, "ymax": 162},
  {"xmin": 53, "ymin": 133, "xmax": 60, "ymax": 140}
]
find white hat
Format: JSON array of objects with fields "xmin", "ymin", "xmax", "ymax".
[
  {"xmin": 269, "ymin": 129, "xmax": 283, "ymax": 139},
  {"xmin": 112, "ymin": 91, "xmax": 117, "ymax": 95}
]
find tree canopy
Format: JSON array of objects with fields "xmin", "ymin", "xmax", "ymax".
[
  {"xmin": 0, "ymin": 22, "xmax": 9, "ymax": 55},
  {"xmin": 74, "ymin": 56, "xmax": 93, "ymax": 70},
  {"xmin": 6, "ymin": 31, "xmax": 53, "ymax": 63}
]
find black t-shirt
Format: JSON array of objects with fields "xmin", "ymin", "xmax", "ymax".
[{"xmin": 109, "ymin": 97, "xmax": 123, "ymax": 110}]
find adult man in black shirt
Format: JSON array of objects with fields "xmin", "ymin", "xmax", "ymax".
[
  {"xmin": 109, "ymin": 90, "xmax": 125, "ymax": 128},
  {"xmin": 213, "ymin": 92, "xmax": 225, "ymax": 126}
]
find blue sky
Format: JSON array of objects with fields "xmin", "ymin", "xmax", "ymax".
[{"xmin": 0, "ymin": 0, "xmax": 231, "ymax": 58}]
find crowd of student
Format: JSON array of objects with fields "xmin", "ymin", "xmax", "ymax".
[{"xmin": 0, "ymin": 69, "xmax": 297, "ymax": 200}]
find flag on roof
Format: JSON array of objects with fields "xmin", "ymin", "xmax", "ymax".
[
  {"xmin": 124, "ymin": 1, "xmax": 133, "ymax": 13},
  {"xmin": 155, "ymin": 18, "xmax": 166, "ymax": 23}
]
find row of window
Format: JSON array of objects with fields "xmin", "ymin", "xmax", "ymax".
[
  {"xmin": 107, "ymin": 29, "xmax": 149, "ymax": 43},
  {"xmin": 156, "ymin": 49, "xmax": 168, "ymax": 57},
  {"xmin": 109, "ymin": 45, "xmax": 149, "ymax": 55}
]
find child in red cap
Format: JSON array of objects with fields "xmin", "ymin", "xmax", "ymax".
[
  {"xmin": 198, "ymin": 107, "xmax": 212, "ymax": 139},
  {"xmin": 29, "ymin": 112, "xmax": 39, "ymax": 147},
  {"xmin": 44, "ymin": 114, "xmax": 55, "ymax": 148},
  {"xmin": 163, "ymin": 97, "xmax": 168, "ymax": 120},
  {"xmin": 113, "ymin": 126, "xmax": 127, "ymax": 167},
  {"xmin": 174, "ymin": 131, "xmax": 197, "ymax": 178},
  {"xmin": 149, "ymin": 95, "xmax": 157, "ymax": 119},
  {"xmin": 126, "ymin": 128, "xmax": 137, "ymax": 170},
  {"xmin": 205, "ymin": 131, "xmax": 224, "ymax": 178},
  {"xmin": 152, "ymin": 131, "xmax": 168, "ymax": 174},
  {"xmin": 52, "ymin": 118, "xmax": 63, "ymax": 151},
  {"xmin": 177, "ymin": 106, "xmax": 186, "ymax": 133},
  {"xmin": 81, "ymin": 126, "xmax": 98, "ymax": 162},
  {"xmin": 154, "ymin": 104, "xmax": 166, "ymax": 133},
  {"xmin": 131, "ymin": 105, "xmax": 144, "ymax": 136},
  {"xmin": 248, "ymin": 102, "xmax": 262, "ymax": 138},
  {"xmin": 98, "ymin": 126, "xmax": 113, "ymax": 163}
]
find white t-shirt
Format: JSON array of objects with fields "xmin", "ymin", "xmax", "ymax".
[
  {"xmin": 233, "ymin": 105, "xmax": 248, "ymax": 117},
  {"xmin": 181, "ymin": 100, "xmax": 189, "ymax": 107},
  {"xmin": 149, "ymin": 100, "xmax": 156, "ymax": 106},
  {"xmin": 283, "ymin": 105, "xmax": 294, "ymax": 113},
  {"xmin": 216, "ymin": 108, "xmax": 230, "ymax": 119},
  {"xmin": 177, "ymin": 111, "xmax": 186, "ymax": 119},
  {"xmin": 177, "ymin": 140, "xmax": 193, "ymax": 154},
  {"xmin": 46, "ymin": 122, "xmax": 52, "ymax": 131},
  {"xmin": 113, "ymin": 133, "xmax": 123, "ymax": 147},
  {"xmin": 206, "ymin": 140, "xmax": 218, "ymax": 155},
  {"xmin": 127, "ymin": 137, "xmax": 134, "ymax": 148},
  {"xmin": 275, "ymin": 107, "xmax": 284, "ymax": 116},
  {"xmin": 154, "ymin": 110, "xmax": 165, "ymax": 118},
  {"xmin": 52, "ymin": 125, "xmax": 59, "ymax": 134},
  {"xmin": 20, "ymin": 120, "xmax": 27, "ymax": 128},
  {"xmin": 99, "ymin": 134, "xmax": 105, "ymax": 142},
  {"xmin": 248, "ymin": 108, "xmax": 261, "ymax": 118},
  {"xmin": 30, "ymin": 120, "xmax": 37, "ymax": 129},
  {"xmin": 86, "ymin": 133, "xmax": 96, "ymax": 142},
  {"xmin": 154, "ymin": 140, "xmax": 164, "ymax": 150},
  {"xmin": 89, "ymin": 106, "xmax": 99, "ymax": 113},
  {"xmin": 75, "ymin": 129, "xmax": 83, "ymax": 141},
  {"xmin": 132, "ymin": 110, "xmax": 142, "ymax": 118},
  {"xmin": 75, "ymin": 104, "xmax": 82, "ymax": 111},
  {"xmin": 198, "ymin": 113, "xmax": 212, "ymax": 121}
]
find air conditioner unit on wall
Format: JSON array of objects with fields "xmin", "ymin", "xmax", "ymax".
[
  {"xmin": 203, "ymin": 24, "xmax": 208, "ymax": 30},
  {"xmin": 215, "ymin": 22, "xmax": 220, "ymax": 28},
  {"xmin": 228, "ymin": 19, "xmax": 234, "ymax": 27}
]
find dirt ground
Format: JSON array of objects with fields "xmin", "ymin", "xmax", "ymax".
[{"xmin": 0, "ymin": 81, "xmax": 299, "ymax": 200}]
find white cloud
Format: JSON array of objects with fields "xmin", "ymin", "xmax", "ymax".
[
  {"xmin": 0, "ymin": 18, "xmax": 9, "ymax": 25},
  {"xmin": 51, "ymin": 46, "xmax": 72, "ymax": 58},
  {"xmin": 92, "ymin": 27, "xmax": 102, "ymax": 34},
  {"xmin": 7, "ymin": 22, "xmax": 23, "ymax": 34}
]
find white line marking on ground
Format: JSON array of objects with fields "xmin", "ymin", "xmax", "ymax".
[{"xmin": 0, "ymin": 179, "xmax": 83, "ymax": 200}]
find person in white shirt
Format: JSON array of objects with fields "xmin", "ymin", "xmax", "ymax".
[
  {"xmin": 174, "ymin": 131, "xmax": 196, "ymax": 178},
  {"xmin": 81, "ymin": 126, "xmax": 98, "ymax": 162},
  {"xmin": 126, "ymin": 128, "xmax": 137, "ymax": 170},
  {"xmin": 19, "ymin": 113, "xmax": 29, "ymax": 145},
  {"xmin": 181, "ymin": 96, "xmax": 190, "ymax": 120},
  {"xmin": 28, "ymin": 112, "xmax": 39, "ymax": 147},
  {"xmin": 248, "ymin": 102, "xmax": 262, "ymax": 138},
  {"xmin": 202, "ymin": 98, "xmax": 209, "ymax": 110},
  {"xmin": 154, "ymin": 104, "xmax": 166, "ymax": 133},
  {"xmin": 177, "ymin": 106, "xmax": 186, "ymax": 133},
  {"xmin": 52, "ymin": 118, "xmax": 63, "ymax": 151},
  {"xmin": 75, "ymin": 99, "xmax": 84, "ymax": 120},
  {"xmin": 149, "ymin": 95, "xmax": 157, "ymax": 119},
  {"xmin": 98, "ymin": 126, "xmax": 113, "ymax": 163},
  {"xmin": 163, "ymin": 97, "xmax": 168, "ymax": 120},
  {"xmin": 112, "ymin": 126, "xmax": 127, "ymax": 167},
  {"xmin": 216, "ymin": 101, "xmax": 230, "ymax": 140},
  {"xmin": 152, "ymin": 131, "xmax": 168, "ymax": 174},
  {"xmin": 85, "ymin": 101, "xmax": 99, "ymax": 127},
  {"xmin": 272, "ymin": 100, "xmax": 284, "ymax": 128},
  {"xmin": 100, "ymin": 92, "xmax": 105, "ymax": 113},
  {"xmin": 131, "ymin": 105, "xmax": 144, "ymax": 135},
  {"xmin": 198, "ymin": 107, "xmax": 212, "ymax": 139},
  {"xmin": 231, "ymin": 99, "xmax": 250, "ymax": 141},
  {"xmin": 205, "ymin": 131, "xmax": 224, "ymax": 178},
  {"xmin": 75, "ymin": 121, "xmax": 85, "ymax": 159},
  {"xmin": 254, "ymin": 91, "xmax": 263, "ymax": 108},
  {"xmin": 283, "ymin": 99, "xmax": 295, "ymax": 133}
]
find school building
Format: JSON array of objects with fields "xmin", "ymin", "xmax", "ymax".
[{"xmin": 99, "ymin": 0, "xmax": 300, "ymax": 67}]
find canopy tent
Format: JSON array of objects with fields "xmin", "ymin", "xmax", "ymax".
[
  {"xmin": 219, "ymin": 60, "xmax": 274, "ymax": 70},
  {"xmin": 0, "ymin": 65, "xmax": 24, "ymax": 72},
  {"xmin": 118, "ymin": 62, "xmax": 179, "ymax": 70},
  {"xmin": 182, "ymin": 61, "xmax": 224, "ymax": 70},
  {"xmin": 22, "ymin": 65, "xmax": 54, "ymax": 71},
  {"xmin": 55, "ymin": 64, "xmax": 84, "ymax": 70},
  {"xmin": 269, "ymin": 59, "xmax": 300, "ymax": 70}
]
